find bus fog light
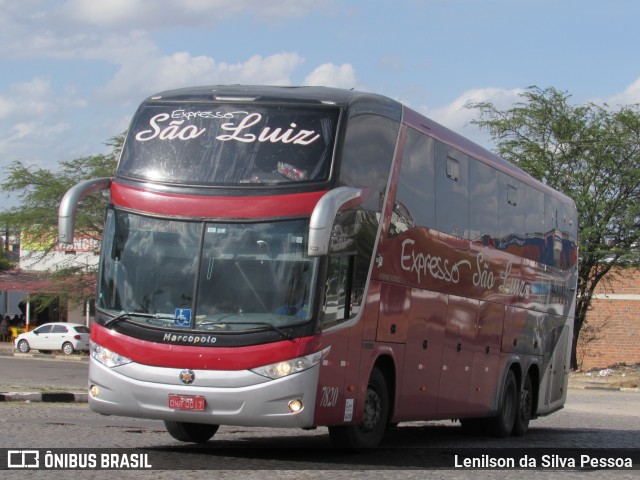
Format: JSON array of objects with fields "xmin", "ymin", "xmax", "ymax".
[
  {"xmin": 90, "ymin": 385, "xmax": 100, "ymax": 398},
  {"xmin": 288, "ymin": 399, "xmax": 303, "ymax": 413}
]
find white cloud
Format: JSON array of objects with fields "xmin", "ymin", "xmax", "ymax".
[
  {"xmin": 97, "ymin": 52, "xmax": 306, "ymax": 104},
  {"xmin": 417, "ymin": 87, "xmax": 523, "ymax": 148},
  {"xmin": 0, "ymin": 77, "xmax": 87, "ymax": 170},
  {"xmin": 63, "ymin": 0, "xmax": 326, "ymax": 29},
  {"xmin": 0, "ymin": 0, "xmax": 330, "ymax": 60},
  {"xmin": 0, "ymin": 78, "xmax": 57, "ymax": 120},
  {"xmin": 425, "ymin": 87, "xmax": 523, "ymax": 130},
  {"xmin": 605, "ymin": 78, "xmax": 640, "ymax": 106},
  {"xmin": 304, "ymin": 63, "xmax": 358, "ymax": 89}
]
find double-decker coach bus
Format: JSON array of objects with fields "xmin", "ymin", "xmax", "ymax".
[{"xmin": 59, "ymin": 85, "xmax": 578, "ymax": 448}]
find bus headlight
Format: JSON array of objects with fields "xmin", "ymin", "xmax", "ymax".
[
  {"xmin": 91, "ymin": 342, "xmax": 133, "ymax": 367},
  {"xmin": 251, "ymin": 346, "xmax": 330, "ymax": 379}
]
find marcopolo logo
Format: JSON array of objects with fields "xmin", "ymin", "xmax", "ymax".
[{"xmin": 162, "ymin": 333, "xmax": 217, "ymax": 344}]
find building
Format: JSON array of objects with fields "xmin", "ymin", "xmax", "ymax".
[
  {"xmin": 577, "ymin": 268, "xmax": 640, "ymax": 370},
  {"xmin": 0, "ymin": 231, "xmax": 99, "ymax": 327}
]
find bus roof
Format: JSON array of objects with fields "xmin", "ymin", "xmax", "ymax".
[{"xmin": 144, "ymin": 84, "xmax": 402, "ymax": 119}]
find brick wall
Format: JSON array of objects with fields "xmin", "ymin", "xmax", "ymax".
[{"xmin": 577, "ymin": 268, "xmax": 640, "ymax": 370}]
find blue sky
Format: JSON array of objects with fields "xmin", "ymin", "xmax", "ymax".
[{"xmin": 2, "ymin": 0, "xmax": 640, "ymax": 208}]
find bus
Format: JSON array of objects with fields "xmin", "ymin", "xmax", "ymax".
[{"xmin": 58, "ymin": 85, "xmax": 578, "ymax": 449}]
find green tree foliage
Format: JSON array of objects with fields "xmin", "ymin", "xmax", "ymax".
[
  {"xmin": 0, "ymin": 134, "xmax": 123, "ymax": 309},
  {"xmin": 1, "ymin": 134, "xmax": 123, "ymax": 246},
  {"xmin": 0, "ymin": 249, "xmax": 15, "ymax": 271},
  {"xmin": 469, "ymin": 86, "xmax": 640, "ymax": 369}
]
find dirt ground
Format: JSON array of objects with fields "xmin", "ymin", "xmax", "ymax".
[{"xmin": 569, "ymin": 363, "xmax": 640, "ymax": 389}]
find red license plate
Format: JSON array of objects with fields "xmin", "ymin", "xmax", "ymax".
[{"xmin": 168, "ymin": 394, "xmax": 206, "ymax": 411}]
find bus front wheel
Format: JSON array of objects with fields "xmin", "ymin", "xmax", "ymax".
[
  {"xmin": 328, "ymin": 367, "xmax": 389, "ymax": 449},
  {"xmin": 164, "ymin": 421, "xmax": 219, "ymax": 443}
]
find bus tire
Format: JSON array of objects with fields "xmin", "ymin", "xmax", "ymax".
[
  {"xmin": 514, "ymin": 374, "xmax": 533, "ymax": 436},
  {"xmin": 328, "ymin": 367, "xmax": 389, "ymax": 449},
  {"xmin": 164, "ymin": 421, "xmax": 219, "ymax": 443},
  {"xmin": 484, "ymin": 369, "xmax": 517, "ymax": 438}
]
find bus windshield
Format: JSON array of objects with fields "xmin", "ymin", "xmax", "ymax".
[
  {"xmin": 118, "ymin": 104, "xmax": 340, "ymax": 186},
  {"xmin": 98, "ymin": 210, "xmax": 318, "ymax": 331}
]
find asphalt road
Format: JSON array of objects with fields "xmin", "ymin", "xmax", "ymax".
[
  {"xmin": 0, "ymin": 355, "xmax": 638, "ymax": 478},
  {"xmin": 0, "ymin": 356, "xmax": 88, "ymax": 392}
]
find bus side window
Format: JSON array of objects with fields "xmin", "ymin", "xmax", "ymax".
[
  {"xmin": 469, "ymin": 159, "xmax": 498, "ymax": 245},
  {"xmin": 389, "ymin": 127, "xmax": 435, "ymax": 237},
  {"xmin": 340, "ymin": 114, "xmax": 398, "ymax": 213},
  {"xmin": 525, "ymin": 186, "xmax": 545, "ymax": 263},
  {"xmin": 321, "ymin": 255, "xmax": 354, "ymax": 328},
  {"xmin": 435, "ymin": 144, "xmax": 469, "ymax": 239},
  {"xmin": 498, "ymin": 173, "xmax": 524, "ymax": 253},
  {"xmin": 544, "ymin": 195, "xmax": 562, "ymax": 268}
]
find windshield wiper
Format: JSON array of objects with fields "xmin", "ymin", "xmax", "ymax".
[
  {"xmin": 198, "ymin": 321, "xmax": 294, "ymax": 341},
  {"xmin": 104, "ymin": 312, "xmax": 174, "ymax": 329}
]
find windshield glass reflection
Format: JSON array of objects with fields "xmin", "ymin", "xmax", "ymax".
[{"xmin": 98, "ymin": 210, "xmax": 317, "ymax": 331}]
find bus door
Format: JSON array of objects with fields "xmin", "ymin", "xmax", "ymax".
[{"xmin": 314, "ymin": 254, "xmax": 360, "ymax": 425}]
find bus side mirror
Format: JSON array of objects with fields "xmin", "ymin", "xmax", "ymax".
[
  {"xmin": 58, "ymin": 177, "xmax": 112, "ymax": 244},
  {"xmin": 308, "ymin": 187, "xmax": 363, "ymax": 257}
]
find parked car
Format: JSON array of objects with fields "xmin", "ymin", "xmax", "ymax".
[{"xmin": 14, "ymin": 322, "xmax": 90, "ymax": 355}]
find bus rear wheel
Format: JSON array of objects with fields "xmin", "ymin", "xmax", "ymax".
[
  {"xmin": 164, "ymin": 421, "xmax": 219, "ymax": 443},
  {"xmin": 514, "ymin": 374, "xmax": 533, "ymax": 436},
  {"xmin": 484, "ymin": 369, "xmax": 518, "ymax": 438},
  {"xmin": 328, "ymin": 367, "xmax": 389, "ymax": 449}
]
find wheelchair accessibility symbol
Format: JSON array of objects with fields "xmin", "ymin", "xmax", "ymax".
[{"xmin": 174, "ymin": 308, "xmax": 192, "ymax": 328}]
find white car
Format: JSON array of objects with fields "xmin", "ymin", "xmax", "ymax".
[{"xmin": 14, "ymin": 322, "xmax": 90, "ymax": 355}]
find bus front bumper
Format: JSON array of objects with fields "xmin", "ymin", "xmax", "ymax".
[{"xmin": 87, "ymin": 357, "xmax": 319, "ymax": 428}]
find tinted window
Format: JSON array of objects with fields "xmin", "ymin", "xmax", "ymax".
[
  {"xmin": 321, "ymin": 255, "xmax": 353, "ymax": 328},
  {"xmin": 544, "ymin": 195, "xmax": 562, "ymax": 268},
  {"xmin": 73, "ymin": 326, "xmax": 90, "ymax": 334},
  {"xmin": 435, "ymin": 143, "xmax": 469, "ymax": 238},
  {"xmin": 36, "ymin": 325, "xmax": 52, "ymax": 334},
  {"xmin": 497, "ymin": 173, "xmax": 524, "ymax": 252},
  {"xmin": 52, "ymin": 325, "xmax": 68, "ymax": 333},
  {"xmin": 119, "ymin": 104, "xmax": 339, "ymax": 186},
  {"xmin": 340, "ymin": 114, "xmax": 399, "ymax": 212},
  {"xmin": 389, "ymin": 127, "xmax": 435, "ymax": 237},
  {"xmin": 469, "ymin": 159, "xmax": 498, "ymax": 244},
  {"xmin": 561, "ymin": 202, "xmax": 578, "ymax": 269},
  {"xmin": 525, "ymin": 186, "xmax": 545, "ymax": 262}
]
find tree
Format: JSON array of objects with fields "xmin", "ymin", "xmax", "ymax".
[
  {"xmin": 468, "ymin": 86, "xmax": 640, "ymax": 369},
  {"xmin": 0, "ymin": 134, "xmax": 123, "ymax": 310}
]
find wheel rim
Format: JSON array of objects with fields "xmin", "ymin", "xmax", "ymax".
[
  {"xmin": 361, "ymin": 386, "xmax": 382, "ymax": 431},
  {"xmin": 18, "ymin": 341, "xmax": 27, "ymax": 353},
  {"xmin": 63, "ymin": 343, "xmax": 73, "ymax": 355}
]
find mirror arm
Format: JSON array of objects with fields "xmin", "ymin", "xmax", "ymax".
[
  {"xmin": 308, "ymin": 187, "xmax": 363, "ymax": 257},
  {"xmin": 58, "ymin": 177, "xmax": 112, "ymax": 244}
]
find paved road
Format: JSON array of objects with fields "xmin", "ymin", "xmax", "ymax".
[
  {"xmin": 1, "ymin": 355, "xmax": 638, "ymax": 478},
  {"xmin": 0, "ymin": 356, "xmax": 87, "ymax": 392}
]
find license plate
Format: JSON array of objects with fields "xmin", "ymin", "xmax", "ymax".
[{"xmin": 168, "ymin": 394, "xmax": 206, "ymax": 411}]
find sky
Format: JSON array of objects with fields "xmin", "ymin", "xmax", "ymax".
[{"xmin": 2, "ymin": 0, "xmax": 640, "ymax": 208}]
